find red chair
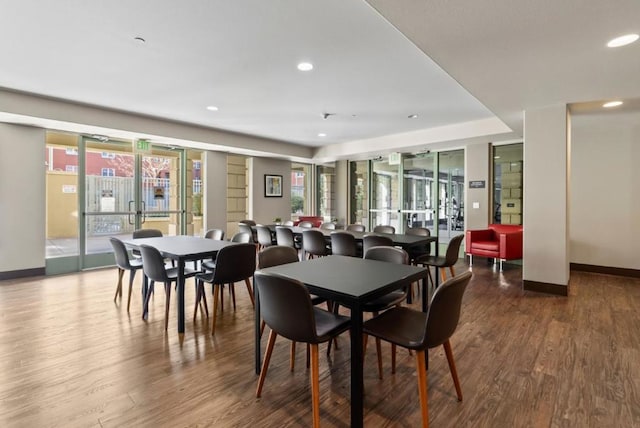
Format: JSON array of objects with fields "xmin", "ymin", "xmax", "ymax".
[
  {"xmin": 465, "ymin": 224, "xmax": 523, "ymax": 271},
  {"xmin": 293, "ymin": 216, "xmax": 324, "ymax": 227}
]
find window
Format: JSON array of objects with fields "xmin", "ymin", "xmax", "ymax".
[
  {"xmin": 317, "ymin": 164, "xmax": 336, "ymax": 222},
  {"xmin": 101, "ymin": 168, "xmax": 115, "ymax": 177},
  {"xmin": 65, "ymin": 148, "xmax": 78, "ymax": 155},
  {"xmin": 291, "ymin": 163, "xmax": 312, "ymax": 219},
  {"xmin": 493, "ymin": 143, "xmax": 523, "ymax": 224},
  {"xmin": 65, "ymin": 165, "xmax": 78, "ymax": 173},
  {"xmin": 193, "ymin": 160, "xmax": 201, "ymax": 170},
  {"xmin": 101, "ymin": 152, "xmax": 115, "ymax": 159}
]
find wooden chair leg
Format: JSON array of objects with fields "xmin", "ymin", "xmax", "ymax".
[
  {"xmin": 211, "ymin": 284, "xmax": 220, "ymax": 335},
  {"xmin": 164, "ymin": 282, "xmax": 171, "ymax": 331},
  {"xmin": 256, "ymin": 330, "xmax": 277, "ymax": 398},
  {"xmin": 449, "ymin": 266, "xmax": 456, "ymax": 279},
  {"xmin": 376, "ymin": 338, "xmax": 383, "ymax": 379},
  {"xmin": 306, "ymin": 344, "xmax": 310, "ymax": 368},
  {"xmin": 415, "ymin": 349, "xmax": 429, "ymax": 428},
  {"xmin": 310, "ymin": 343, "xmax": 321, "ymax": 428},
  {"xmin": 443, "ymin": 340, "xmax": 463, "ymax": 401},
  {"xmin": 230, "ymin": 283, "xmax": 236, "ymax": 311},
  {"xmin": 114, "ymin": 268, "xmax": 124, "ymax": 301},
  {"xmin": 290, "ymin": 341, "xmax": 296, "ymax": 371},
  {"xmin": 440, "ymin": 267, "xmax": 447, "ymax": 283},
  {"xmin": 391, "ymin": 343, "xmax": 397, "ymax": 374},
  {"xmin": 260, "ymin": 320, "xmax": 266, "ymax": 337},
  {"xmin": 127, "ymin": 270, "xmax": 136, "ymax": 312},
  {"xmin": 245, "ymin": 278, "xmax": 255, "ymax": 308}
]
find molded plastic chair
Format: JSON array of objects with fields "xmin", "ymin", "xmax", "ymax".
[
  {"xmin": 418, "ymin": 234, "xmax": 465, "ymax": 285},
  {"xmin": 298, "ymin": 221, "xmax": 314, "ymax": 228},
  {"xmin": 230, "ymin": 232, "xmax": 251, "ymax": 243},
  {"xmin": 138, "ymin": 244, "xmax": 199, "ymax": 331},
  {"xmin": 238, "ymin": 223, "xmax": 256, "ymax": 244},
  {"xmin": 373, "ymin": 225, "xmax": 395, "ymax": 234},
  {"xmin": 283, "ymin": 220, "xmax": 295, "ymax": 227},
  {"xmin": 254, "ymin": 271, "xmax": 351, "ymax": 428},
  {"xmin": 110, "ymin": 237, "xmax": 143, "ymax": 312},
  {"xmin": 239, "ymin": 219, "xmax": 257, "ymax": 226},
  {"xmin": 362, "ymin": 234, "xmax": 393, "ymax": 256},
  {"xmin": 195, "ymin": 243, "xmax": 257, "ymax": 335},
  {"xmin": 275, "ymin": 226, "xmax": 298, "ymax": 249},
  {"xmin": 363, "ymin": 271, "xmax": 472, "ymax": 428},
  {"xmin": 302, "ymin": 229, "xmax": 329, "ymax": 259},
  {"xmin": 346, "ymin": 224, "xmax": 366, "ymax": 232},
  {"xmin": 204, "ymin": 228, "xmax": 225, "ymax": 240},
  {"xmin": 131, "ymin": 228, "xmax": 163, "ymax": 259},
  {"xmin": 330, "ymin": 231, "xmax": 357, "ymax": 257},
  {"xmin": 320, "ymin": 222, "xmax": 336, "ymax": 230},
  {"xmin": 256, "ymin": 224, "xmax": 276, "ymax": 250}
]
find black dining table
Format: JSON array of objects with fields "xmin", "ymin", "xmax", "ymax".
[
  {"xmin": 123, "ymin": 235, "xmax": 238, "ymax": 336},
  {"xmin": 255, "ymin": 255, "xmax": 429, "ymax": 428}
]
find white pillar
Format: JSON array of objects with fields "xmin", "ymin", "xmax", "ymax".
[
  {"xmin": 464, "ymin": 142, "xmax": 491, "ymax": 230},
  {"xmin": 203, "ymin": 151, "xmax": 228, "ymax": 233}
]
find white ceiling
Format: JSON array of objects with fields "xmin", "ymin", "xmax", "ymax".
[{"xmin": 0, "ymin": 0, "xmax": 638, "ymax": 158}]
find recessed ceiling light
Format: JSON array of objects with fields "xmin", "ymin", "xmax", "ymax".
[
  {"xmin": 206, "ymin": 106, "xmax": 219, "ymax": 111},
  {"xmin": 408, "ymin": 114, "xmax": 418, "ymax": 119},
  {"xmin": 317, "ymin": 133, "xmax": 327, "ymax": 137},
  {"xmin": 297, "ymin": 62, "xmax": 314, "ymax": 71},
  {"xmin": 603, "ymin": 101, "xmax": 623, "ymax": 108},
  {"xmin": 607, "ymin": 34, "xmax": 639, "ymax": 48},
  {"xmin": 134, "ymin": 36, "xmax": 146, "ymax": 44}
]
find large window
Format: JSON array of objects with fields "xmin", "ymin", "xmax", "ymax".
[
  {"xmin": 493, "ymin": 143, "xmax": 523, "ymax": 224},
  {"xmin": 349, "ymin": 161, "xmax": 369, "ymax": 228},
  {"xmin": 291, "ymin": 163, "xmax": 312, "ymax": 220},
  {"xmin": 316, "ymin": 163, "xmax": 336, "ymax": 222}
]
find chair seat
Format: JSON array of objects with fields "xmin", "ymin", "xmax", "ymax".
[
  {"xmin": 471, "ymin": 241, "xmax": 499, "ymax": 251},
  {"xmin": 201, "ymin": 259, "xmax": 216, "ymax": 271},
  {"xmin": 363, "ymin": 307, "xmax": 428, "ymax": 350},
  {"xmin": 166, "ymin": 266, "xmax": 199, "ymax": 280},
  {"xmin": 129, "ymin": 258, "xmax": 144, "ymax": 269},
  {"xmin": 311, "ymin": 307, "xmax": 351, "ymax": 343},
  {"xmin": 414, "ymin": 254, "xmax": 447, "ymax": 268},
  {"xmin": 361, "ymin": 290, "xmax": 406, "ymax": 313}
]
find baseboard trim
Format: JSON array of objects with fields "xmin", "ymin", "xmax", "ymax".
[
  {"xmin": 570, "ymin": 263, "xmax": 640, "ymax": 278},
  {"xmin": 523, "ymin": 280, "xmax": 568, "ymax": 296},
  {"xmin": 0, "ymin": 267, "xmax": 46, "ymax": 281}
]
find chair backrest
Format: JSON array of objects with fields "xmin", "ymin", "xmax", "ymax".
[
  {"xmin": 275, "ymin": 226, "xmax": 295, "ymax": 247},
  {"xmin": 237, "ymin": 223, "xmax": 255, "ymax": 243},
  {"xmin": 443, "ymin": 234, "xmax": 465, "ymax": 267},
  {"xmin": 364, "ymin": 246, "xmax": 408, "ymax": 265},
  {"xmin": 298, "ymin": 221, "xmax": 314, "ymax": 228},
  {"xmin": 254, "ymin": 271, "xmax": 319, "ymax": 343},
  {"xmin": 239, "ymin": 219, "xmax": 257, "ymax": 226},
  {"xmin": 283, "ymin": 220, "xmax": 295, "ymax": 227},
  {"xmin": 362, "ymin": 234, "xmax": 393, "ymax": 255},
  {"xmin": 405, "ymin": 226, "xmax": 431, "ymax": 258},
  {"xmin": 346, "ymin": 224, "xmax": 366, "ymax": 232},
  {"xmin": 230, "ymin": 232, "xmax": 251, "ymax": 243},
  {"xmin": 258, "ymin": 245, "xmax": 299, "ymax": 268},
  {"xmin": 406, "ymin": 227, "xmax": 430, "ymax": 237},
  {"xmin": 373, "ymin": 225, "xmax": 395, "ymax": 234},
  {"xmin": 425, "ymin": 271, "xmax": 472, "ymax": 348},
  {"xmin": 139, "ymin": 244, "xmax": 170, "ymax": 283},
  {"xmin": 320, "ymin": 222, "xmax": 336, "ymax": 230},
  {"xmin": 110, "ymin": 237, "xmax": 132, "ymax": 270},
  {"xmin": 204, "ymin": 228, "xmax": 225, "ymax": 240},
  {"xmin": 256, "ymin": 225, "xmax": 274, "ymax": 246},
  {"xmin": 211, "ymin": 243, "xmax": 257, "ymax": 284},
  {"xmin": 302, "ymin": 229, "xmax": 327, "ymax": 256},
  {"xmin": 330, "ymin": 231, "xmax": 357, "ymax": 257},
  {"xmin": 132, "ymin": 228, "xmax": 163, "ymax": 239}
]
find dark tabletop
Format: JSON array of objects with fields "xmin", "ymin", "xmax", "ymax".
[{"xmin": 123, "ymin": 235, "xmax": 238, "ymax": 260}]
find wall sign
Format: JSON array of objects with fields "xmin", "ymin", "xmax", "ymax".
[{"xmin": 469, "ymin": 180, "xmax": 486, "ymax": 189}]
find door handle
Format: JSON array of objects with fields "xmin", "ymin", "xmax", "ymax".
[{"xmin": 128, "ymin": 201, "xmax": 135, "ymax": 225}]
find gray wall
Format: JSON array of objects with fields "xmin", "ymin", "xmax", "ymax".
[
  {"xmin": 0, "ymin": 123, "xmax": 46, "ymax": 274},
  {"xmin": 464, "ymin": 143, "xmax": 491, "ymax": 230},
  {"xmin": 247, "ymin": 157, "xmax": 292, "ymax": 225},
  {"xmin": 203, "ymin": 151, "xmax": 227, "ymax": 233}
]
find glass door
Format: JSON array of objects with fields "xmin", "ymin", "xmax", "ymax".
[
  {"xmin": 370, "ymin": 158, "xmax": 400, "ymax": 231},
  {"xmin": 402, "ymin": 153, "xmax": 437, "ymax": 235},
  {"xmin": 438, "ymin": 150, "xmax": 465, "ymax": 242}
]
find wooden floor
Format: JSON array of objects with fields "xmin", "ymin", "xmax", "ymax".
[{"xmin": 1, "ymin": 260, "xmax": 639, "ymax": 427}]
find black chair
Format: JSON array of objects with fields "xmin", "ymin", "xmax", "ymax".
[
  {"xmin": 418, "ymin": 234, "xmax": 465, "ymax": 286},
  {"xmin": 256, "ymin": 224, "xmax": 276, "ymax": 250},
  {"xmin": 302, "ymin": 229, "xmax": 329, "ymax": 259},
  {"xmin": 275, "ymin": 226, "xmax": 298, "ymax": 248},
  {"xmin": 110, "ymin": 237, "xmax": 143, "ymax": 312},
  {"xmin": 195, "ymin": 243, "xmax": 257, "ymax": 335},
  {"xmin": 362, "ymin": 234, "xmax": 393, "ymax": 256},
  {"xmin": 330, "ymin": 231, "xmax": 357, "ymax": 257},
  {"xmin": 405, "ymin": 226, "xmax": 432, "ymax": 299},
  {"xmin": 373, "ymin": 225, "xmax": 395, "ymax": 234},
  {"xmin": 363, "ymin": 271, "xmax": 472, "ymax": 428},
  {"xmin": 138, "ymin": 244, "xmax": 199, "ymax": 331},
  {"xmin": 230, "ymin": 232, "xmax": 251, "ymax": 243},
  {"xmin": 346, "ymin": 224, "xmax": 366, "ymax": 232},
  {"xmin": 254, "ymin": 271, "xmax": 351, "ymax": 428}
]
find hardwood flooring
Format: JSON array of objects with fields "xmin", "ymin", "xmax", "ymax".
[{"xmin": 1, "ymin": 260, "xmax": 639, "ymax": 427}]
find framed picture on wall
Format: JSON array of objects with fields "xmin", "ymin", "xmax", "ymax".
[{"xmin": 264, "ymin": 174, "xmax": 283, "ymax": 197}]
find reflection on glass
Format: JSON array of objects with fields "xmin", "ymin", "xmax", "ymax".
[
  {"xmin": 493, "ymin": 143, "xmax": 523, "ymax": 225},
  {"xmin": 371, "ymin": 159, "xmax": 399, "ymax": 230},
  {"xmin": 349, "ymin": 161, "xmax": 369, "ymax": 227},
  {"xmin": 317, "ymin": 164, "xmax": 336, "ymax": 222},
  {"xmin": 403, "ymin": 153, "xmax": 435, "ymax": 235},
  {"xmin": 438, "ymin": 150, "xmax": 465, "ymax": 240}
]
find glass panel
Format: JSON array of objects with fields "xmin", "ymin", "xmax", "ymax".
[
  {"xmin": 402, "ymin": 153, "xmax": 436, "ymax": 235},
  {"xmin": 84, "ymin": 139, "xmax": 135, "ymax": 255},
  {"xmin": 45, "ymin": 132, "xmax": 79, "ymax": 258},
  {"xmin": 141, "ymin": 148, "xmax": 181, "ymax": 236},
  {"xmin": 371, "ymin": 158, "xmax": 400, "ymax": 231},
  {"xmin": 190, "ymin": 151, "xmax": 203, "ymax": 236},
  {"xmin": 493, "ymin": 143, "xmax": 523, "ymax": 225},
  {"xmin": 291, "ymin": 163, "xmax": 312, "ymax": 221},
  {"xmin": 438, "ymin": 150, "xmax": 465, "ymax": 241},
  {"xmin": 317, "ymin": 163, "xmax": 336, "ymax": 222},
  {"xmin": 349, "ymin": 161, "xmax": 369, "ymax": 228}
]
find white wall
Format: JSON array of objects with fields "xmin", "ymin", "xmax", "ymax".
[
  {"xmin": 247, "ymin": 157, "xmax": 292, "ymax": 225},
  {"xmin": 0, "ymin": 123, "xmax": 46, "ymax": 274},
  {"xmin": 570, "ymin": 111, "xmax": 640, "ymax": 269},
  {"xmin": 523, "ymin": 105, "xmax": 570, "ymax": 286},
  {"xmin": 464, "ymin": 143, "xmax": 490, "ymax": 230}
]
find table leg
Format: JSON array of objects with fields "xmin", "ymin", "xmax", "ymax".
[
  {"xmin": 142, "ymin": 274, "xmax": 149, "ymax": 320},
  {"xmin": 177, "ymin": 259, "xmax": 185, "ymax": 334},
  {"xmin": 350, "ymin": 303, "xmax": 364, "ymax": 428},
  {"xmin": 255, "ymin": 274, "xmax": 262, "ymax": 375}
]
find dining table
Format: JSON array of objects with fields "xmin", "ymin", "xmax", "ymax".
[
  {"xmin": 123, "ymin": 235, "xmax": 238, "ymax": 336},
  {"xmin": 255, "ymin": 255, "xmax": 429, "ymax": 428}
]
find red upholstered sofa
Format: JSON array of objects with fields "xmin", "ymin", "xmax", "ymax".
[
  {"xmin": 293, "ymin": 216, "xmax": 324, "ymax": 227},
  {"xmin": 465, "ymin": 224, "xmax": 523, "ymax": 270}
]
